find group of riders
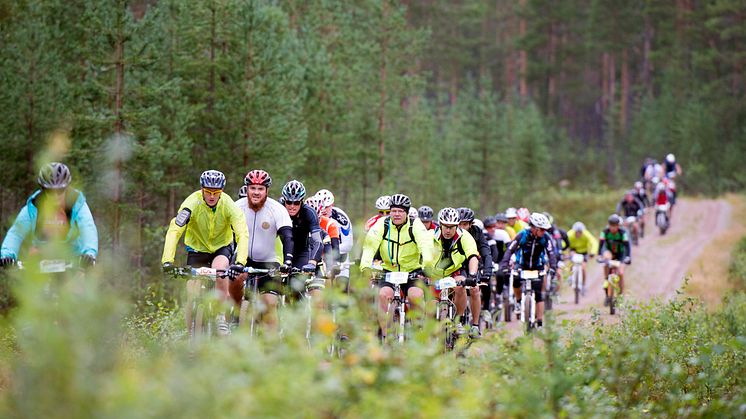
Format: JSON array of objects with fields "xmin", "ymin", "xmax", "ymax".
[{"xmin": 0, "ymin": 154, "xmax": 682, "ymax": 340}]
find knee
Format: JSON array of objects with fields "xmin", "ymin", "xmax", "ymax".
[
  {"xmin": 379, "ymin": 288, "xmax": 393, "ymax": 300},
  {"xmin": 408, "ymin": 287, "xmax": 424, "ymax": 299}
]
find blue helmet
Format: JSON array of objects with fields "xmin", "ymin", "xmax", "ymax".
[{"xmin": 200, "ymin": 170, "xmax": 226, "ymax": 189}]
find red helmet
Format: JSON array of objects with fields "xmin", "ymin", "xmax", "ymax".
[{"xmin": 244, "ymin": 169, "xmax": 272, "ymax": 188}]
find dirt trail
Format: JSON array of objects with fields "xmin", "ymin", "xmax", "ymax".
[{"xmin": 501, "ymin": 198, "xmax": 732, "ymax": 333}]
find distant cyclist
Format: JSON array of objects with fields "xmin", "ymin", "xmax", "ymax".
[
  {"xmin": 616, "ymin": 191, "xmax": 645, "ymax": 243},
  {"xmin": 1, "ymin": 162, "xmax": 98, "ymax": 269},
  {"xmin": 598, "ymin": 214, "xmax": 631, "ymax": 304},
  {"xmin": 458, "ymin": 207, "xmax": 492, "ymax": 335},
  {"xmin": 566, "ymin": 222, "xmax": 598, "ymax": 293},
  {"xmin": 162, "ymin": 170, "xmax": 248, "ymax": 335},
  {"xmin": 664, "ymin": 153, "xmax": 682, "ymax": 179},
  {"xmin": 418, "ymin": 206, "xmax": 437, "ymax": 231},
  {"xmin": 500, "ymin": 213, "xmax": 557, "ymax": 328},
  {"xmin": 505, "ymin": 207, "xmax": 527, "ymax": 236},
  {"xmin": 365, "ymin": 195, "xmax": 391, "ymax": 232},
  {"xmin": 237, "ymin": 184, "xmax": 247, "ymax": 200},
  {"xmin": 316, "ymin": 189, "xmax": 353, "ymax": 285},
  {"xmin": 482, "ymin": 216, "xmax": 511, "ymax": 316}
]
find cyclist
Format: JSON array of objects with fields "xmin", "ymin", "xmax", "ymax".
[
  {"xmin": 566, "ymin": 222, "xmax": 598, "ymax": 293},
  {"xmin": 499, "ymin": 213, "xmax": 557, "ymax": 328},
  {"xmin": 360, "ymin": 193, "xmax": 435, "ymax": 341},
  {"xmin": 161, "ymin": 170, "xmax": 248, "ymax": 335},
  {"xmin": 495, "ymin": 212, "xmax": 516, "ymax": 240},
  {"xmin": 616, "ymin": 191, "xmax": 644, "ymax": 244},
  {"xmin": 458, "ymin": 207, "xmax": 492, "ymax": 333},
  {"xmin": 408, "ymin": 207, "xmax": 419, "ymax": 221},
  {"xmin": 365, "ymin": 195, "xmax": 391, "ymax": 232},
  {"xmin": 505, "ymin": 207, "xmax": 527, "ymax": 236},
  {"xmin": 418, "ymin": 206, "xmax": 437, "ymax": 231},
  {"xmin": 280, "ymin": 180, "xmax": 323, "ymax": 297},
  {"xmin": 633, "ymin": 181, "xmax": 650, "ymax": 208},
  {"xmin": 544, "ymin": 212, "xmax": 568, "ymax": 292},
  {"xmin": 233, "ymin": 169, "xmax": 294, "ymax": 329},
  {"xmin": 664, "ymin": 153, "xmax": 682, "ymax": 179},
  {"xmin": 316, "ymin": 189, "xmax": 354, "ymax": 287},
  {"xmin": 1, "ymin": 162, "xmax": 98, "ymax": 268},
  {"xmin": 306, "ymin": 195, "xmax": 341, "ymax": 277},
  {"xmin": 482, "ymin": 216, "xmax": 510, "ymax": 317},
  {"xmin": 598, "ymin": 214, "xmax": 631, "ymax": 305},
  {"xmin": 427, "ymin": 208, "xmax": 480, "ymax": 338}
]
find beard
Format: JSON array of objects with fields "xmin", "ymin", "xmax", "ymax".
[{"xmin": 249, "ymin": 195, "xmax": 267, "ymax": 211}]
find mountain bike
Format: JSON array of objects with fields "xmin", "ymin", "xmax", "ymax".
[
  {"xmin": 518, "ymin": 269, "xmax": 543, "ymax": 332},
  {"xmin": 600, "ymin": 259, "xmax": 622, "ymax": 315},
  {"xmin": 381, "ymin": 271, "xmax": 421, "ymax": 344},
  {"xmin": 231, "ymin": 266, "xmax": 278, "ymax": 336},
  {"xmin": 625, "ymin": 215, "xmax": 639, "ymax": 245},
  {"xmin": 568, "ymin": 253, "xmax": 586, "ymax": 304},
  {"xmin": 172, "ymin": 266, "xmax": 230, "ymax": 340},
  {"xmin": 434, "ymin": 277, "xmax": 458, "ymax": 351},
  {"xmin": 656, "ymin": 204, "xmax": 670, "ymax": 235},
  {"xmin": 503, "ymin": 268, "xmax": 517, "ymax": 322}
]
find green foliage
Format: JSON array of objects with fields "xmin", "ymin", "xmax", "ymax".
[
  {"xmin": 728, "ymin": 237, "xmax": 746, "ymax": 291},
  {"xmin": 1, "ymin": 263, "xmax": 745, "ymax": 417}
]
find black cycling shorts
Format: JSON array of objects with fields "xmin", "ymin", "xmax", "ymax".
[
  {"xmin": 379, "ymin": 269, "xmax": 425, "ymax": 297},
  {"xmin": 186, "ymin": 245, "xmax": 232, "ymax": 268},
  {"xmin": 245, "ymin": 260, "xmax": 282, "ymax": 295}
]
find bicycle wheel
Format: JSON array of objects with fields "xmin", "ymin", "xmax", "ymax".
[
  {"xmin": 503, "ymin": 290, "xmax": 512, "ymax": 322},
  {"xmin": 609, "ymin": 282, "xmax": 616, "ymax": 315},
  {"xmin": 385, "ymin": 299, "xmax": 400, "ymax": 343}
]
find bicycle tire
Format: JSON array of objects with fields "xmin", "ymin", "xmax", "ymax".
[{"xmin": 503, "ymin": 291, "xmax": 512, "ymax": 322}]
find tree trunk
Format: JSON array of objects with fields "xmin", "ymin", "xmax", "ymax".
[
  {"xmin": 208, "ymin": 2, "xmax": 216, "ymax": 113},
  {"xmin": 641, "ymin": 16, "xmax": 653, "ymax": 96},
  {"xmin": 620, "ymin": 49, "xmax": 629, "ymax": 134},
  {"xmin": 112, "ymin": 23, "xmax": 126, "ymax": 250},
  {"xmin": 518, "ymin": 0, "xmax": 528, "ymax": 100},
  {"xmin": 377, "ymin": 2, "xmax": 389, "ymax": 189}
]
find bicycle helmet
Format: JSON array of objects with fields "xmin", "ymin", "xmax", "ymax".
[
  {"xmin": 666, "ymin": 153, "xmax": 675, "ymax": 163},
  {"xmin": 408, "ymin": 207, "xmax": 419, "ymax": 219},
  {"xmin": 389, "ymin": 194, "xmax": 411, "ymax": 211},
  {"xmin": 483, "ymin": 216, "xmax": 497, "ymax": 227},
  {"xmin": 572, "ymin": 222, "xmax": 586, "ymax": 232},
  {"xmin": 542, "ymin": 212, "xmax": 554, "ymax": 226},
  {"xmin": 305, "ymin": 195, "xmax": 322, "ymax": 215},
  {"xmin": 528, "ymin": 212, "xmax": 551, "ymax": 230},
  {"xmin": 38, "ymin": 162, "xmax": 72, "ymax": 189},
  {"xmin": 473, "ymin": 219, "xmax": 484, "ymax": 231},
  {"xmin": 608, "ymin": 214, "xmax": 622, "ymax": 225},
  {"xmin": 517, "ymin": 207, "xmax": 530, "ymax": 222},
  {"xmin": 418, "ymin": 206, "xmax": 434, "ymax": 222},
  {"xmin": 238, "ymin": 184, "xmax": 247, "ymax": 199},
  {"xmin": 199, "ymin": 169, "xmax": 226, "ymax": 189},
  {"xmin": 634, "ymin": 181, "xmax": 643, "ymax": 189},
  {"xmin": 282, "ymin": 180, "xmax": 306, "ymax": 202},
  {"xmin": 438, "ymin": 207, "xmax": 460, "ymax": 226},
  {"xmin": 375, "ymin": 195, "xmax": 392, "ymax": 211},
  {"xmin": 458, "ymin": 207, "xmax": 475, "ymax": 223},
  {"xmin": 316, "ymin": 189, "xmax": 335, "ymax": 207},
  {"xmin": 244, "ymin": 169, "xmax": 272, "ymax": 188},
  {"xmin": 505, "ymin": 207, "xmax": 518, "ymax": 218},
  {"xmin": 495, "ymin": 213, "xmax": 508, "ymax": 223}
]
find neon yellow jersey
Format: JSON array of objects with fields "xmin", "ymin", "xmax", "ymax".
[
  {"xmin": 505, "ymin": 226, "xmax": 517, "ymax": 240},
  {"xmin": 509, "ymin": 220, "xmax": 528, "ymax": 234},
  {"xmin": 360, "ymin": 217, "xmax": 435, "ymax": 273},
  {"xmin": 427, "ymin": 228, "xmax": 478, "ymax": 278},
  {"xmin": 161, "ymin": 190, "xmax": 249, "ymax": 265},
  {"xmin": 567, "ymin": 229, "xmax": 598, "ymax": 255}
]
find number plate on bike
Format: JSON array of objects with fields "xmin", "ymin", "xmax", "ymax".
[
  {"xmin": 521, "ymin": 270, "xmax": 540, "ymax": 280},
  {"xmin": 385, "ymin": 272, "xmax": 409, "ymax": 285},
  {"xmin": 39, "ymin": 260, "xmax": 67, "ymax": 273},
  {"xmin": 608, "ymin": 260, "xmax": 622, "ymax": 268},
  {"xmin": 571, "ymin": 254, "xmax": 585, "ymax": 264},
  {"xmin": 435, "ymin": 278, "xmax": 457, "ymax": 290}
]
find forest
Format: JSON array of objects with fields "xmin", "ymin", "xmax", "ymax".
[{"xmin": 1, "ymin": 0, "xmax": 744, "ymax": 271}]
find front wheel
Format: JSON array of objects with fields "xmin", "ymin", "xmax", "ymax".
[{"xmin": 503, "ymin": 291, "xmax": 512, "ymax": 322}]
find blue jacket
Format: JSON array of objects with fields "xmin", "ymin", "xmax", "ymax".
[{"xmin": 1, "ymin": 189, "xmax": 98, "ymax": 259}]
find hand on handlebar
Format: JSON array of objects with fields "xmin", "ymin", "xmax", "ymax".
[
  {"xmin": 229, "ymin": 263, "xmax": 245, "ymax": 279},
  {"xmin": 301, "ymin": 263, "xmax": 316, "ymax": 273},
  {"xmin": 162, "ymin": 262, "xmax": 175, "ymax": 273},
  {"xmin": 0, "ymin": 257, "xmax": 16, "ymax": 268}
]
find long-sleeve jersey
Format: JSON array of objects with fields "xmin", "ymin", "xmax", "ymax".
[
  {"xmin": 360, "ymin": 217, "xmax": 435, "ymax": 273},
  {"xmin": 467, "ymin": 225, "xmax": 492, "ymax": 278},
  {"xmin": 616, "ymin": 198, "xmax": 645, "ymax": 218},
  {"xmin": 599, "ymin": 228, "xmax": 631, "ymax": 260},
  {"xmin": 500, "ymin": 230, "xmax": 557, "ymax": 271}
]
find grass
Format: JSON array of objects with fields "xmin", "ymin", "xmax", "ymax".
[{"xmin": 685, "ymin": 194, "xmax": 746, "ymax": 306}]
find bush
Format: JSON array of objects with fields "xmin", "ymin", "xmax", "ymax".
[{"xmin": 728, "ymin": 237, "xmax": 746, "ymax": 291}]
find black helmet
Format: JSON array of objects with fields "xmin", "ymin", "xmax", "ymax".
[
  {"xmin": 458, "ymin": 207, "xmax": 475, "ymax": 223},
  {"xmin": 390, "ymin": 194, "xmax": 411, "ymax": 211},
  {"xmin": 483, "ymin": 216, "xmax": 497, "ymax": 227},
  {"xmin": 418, "ymin": 206, "xmax": 434, "ymax": 222},
  {"xmin": 608, "ymin": 214, "xmax": 622, "ymax": 225},
  {"xmin": 495, "ymin": 213, "xmax": 508, "ymax": 223}
]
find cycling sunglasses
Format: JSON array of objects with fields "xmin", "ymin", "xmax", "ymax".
[
  {"xmin": 202, "ymin": 188, "xmax": 223, "ymax": 197},
  {"xmin": 284, "ymin": 200, "xmax": 303, "ymax": 206}
]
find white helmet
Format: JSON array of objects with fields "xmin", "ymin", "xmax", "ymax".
[
  {"xmin": 666, "ymin": 153, "xmax": 675, "ymax": 163},
  {"xmin": 375, "ymin": 195, "xmax": 391, "ymax": 211},
  {"xmin": 473, "ymin": 219, "xmax": 484, "ymax": 231},
  {"xmin": 316, "ymin": 189, "xmax": 335, "ymax": 207},
  {"xmin": 408, "ymin": 207, "xmax": 419, "ymax": 219},
  {"xmin": 634, "ymin": 181, "xmax": 643, "ymax": 189},
  {"xmin": 505, "ymin": 207, "xmax": 518, "ymax": 218},
  {"xmin": 572, "ymin": 222, "xmax": 586, "ymax": 232},
  {"xmin": 438, "ymin": 207, "xmax": 460, "ymax": 226},
  {"xmin": 528, "ymin": 212, "xmax": 551, "ymax": 230}
]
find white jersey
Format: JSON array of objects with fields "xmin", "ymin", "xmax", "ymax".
[
  {"xmin": 330, "ymin": 206, "xmax": 353, "ymax": 255},
  {"xmin": 491, "ymin": 229, "xmax": 512, "ymax": 244},
  {"xmin": 236, "ymin": 197, "xmax": 292, "ymax": 263}
]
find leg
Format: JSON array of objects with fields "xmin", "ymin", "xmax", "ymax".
[
  {"xmin": 469, "ymin": 288, "xmax": 481, "ymax": 326},
  {"xmin": 407, "ymin": 286, "xmax": 424, "ymax": 324},
  {"xmin": 378, "ymin": 286, "xmax": 394, "ymax": 335},
  {"xmin": 228, "ymin": 273, "xmax": 246, "ymax": 306},
  {"xmin": 261, "ymin": 292, "xmax": 279, "ymax": 329},
  {"xmin": 212, "ymin": 255, "xmax": 231, "ymax": 302},
  {"xmin": 454, "ymin": 285, "xmax": 467, "ymax": 317},
  {"xmin": 618, "ymin": 264, "xmax": 625, "ymax": 294}
]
